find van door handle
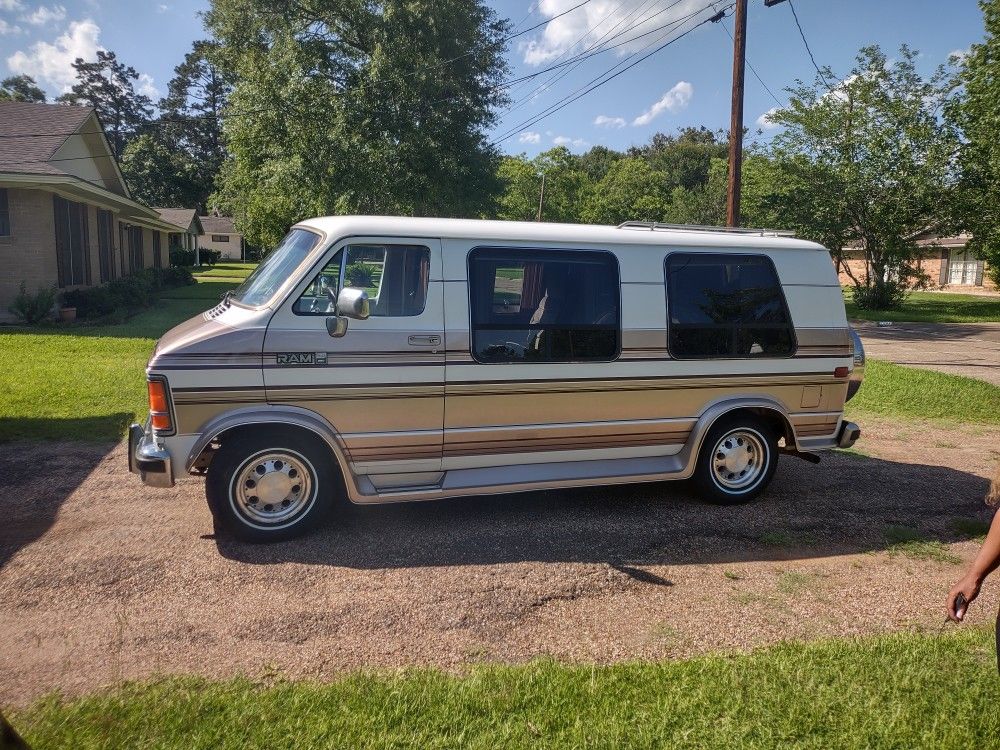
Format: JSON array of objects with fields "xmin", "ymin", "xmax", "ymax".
[{"xmin": 408, "ymin": 335, "xmax": 441, "ymax": 346}]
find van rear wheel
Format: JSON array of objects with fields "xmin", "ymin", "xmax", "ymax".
[
  {"xmin": 693, "ymin": 415, "xmax": 778, "ymax": 505},
  {"xmin": 205, "ymin": 429, "xmax": 334, "ymax": 542}
]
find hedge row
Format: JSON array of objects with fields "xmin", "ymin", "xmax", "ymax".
[
  {"xmin": 169, "ymin": 248, "xmax": 222, "ymax": 267},
  {"xmin": 61, "ymin": 267, "xmax": 195, "ymax": 320}
]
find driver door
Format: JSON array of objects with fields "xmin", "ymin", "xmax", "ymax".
[{"xmin": 263, "ymin": 236, "xmax": 445, "ymax": 478}]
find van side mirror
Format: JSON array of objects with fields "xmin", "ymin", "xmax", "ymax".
[
  {"xmin": 336, "ymin": 287, "xmax": 370, "ymax": 320},
  {"xmin": 325, "ymin": 316, "xmax": 348, "ymax": 338},
  {"xmin": 324, "ymin": 287, "xmax": 370, "ymax": 338}
]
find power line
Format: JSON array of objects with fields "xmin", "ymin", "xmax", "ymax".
[
  {"xmin": 493, "ymin": 2, "xmax": 719, "ymax": 143},
  {"xmin": 714, "ymin": 6, "xmax": 782, "ymax": 108},
  {"xmin": 787, "ymin": 0, "xmax": 830, "ymax": 86},
  {"xmin": 501, "ymin": 0, "xmax": 684, "ymax": 119},
  {"xmin": 491, "ymin": 3, "xmax": 728, "ymax": 145}
]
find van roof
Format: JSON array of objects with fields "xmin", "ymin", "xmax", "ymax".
[{"xmin": 294, "ymin": 215, "xmax": 828, "ymax": 252}]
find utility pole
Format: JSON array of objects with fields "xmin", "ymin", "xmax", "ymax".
[
  {"xmin": 726, "ymin": 0, "xmax": 748, "ymax": 228},
  {"xmin": 726, "ymin": 0, "xmax": 787, "ymax": 228},
  {"xmin": 536, "ymin": 171, "xmax": 546, "ymax": 222}
]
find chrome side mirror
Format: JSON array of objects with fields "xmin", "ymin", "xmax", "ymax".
[
  {"xmin": 336, "ymin": 287, "xmax": 370, "ymax": 320},
  {"xmin": 325, "ymin": 316, "xmax": 348, "ymax": 338}
]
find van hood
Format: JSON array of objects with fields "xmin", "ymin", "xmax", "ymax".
[{"xmin": 148, "ymin": 303, "xmax": 268, "ymax": 369}]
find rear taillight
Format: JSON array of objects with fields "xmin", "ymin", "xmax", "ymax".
[
  {"xmin": 834, "ymin": 366, "xmax": 849, "ymax": 378},
  {"xmin": 148, "ymin": 379, "xmax": 173, "ymax": 432}
]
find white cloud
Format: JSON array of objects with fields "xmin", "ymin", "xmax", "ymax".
[
  {"xmin": 520, "ymin": 0, "xmax": 708, "ymax": 66},
  {"xmin": 594, "ymin": 114, "xmax": 625, "ymax": 128},
  {"xmin": 0, "ymin": 0, "xmax": 23, "ymax": 9},
  {"xmin": 948, "ymin": 47, "xmax": 970, "ymax": 62},
  {"xmin": 0, "ymin": 18, "xmax": 21, "ymax": 34},
  {"xmin": 156, "ymin": 3, "xmax": 169, "ymax": 12},
  {"xmin": 632, "ymin": 81, "xmax": 692, "ymax": 126},
  {"xmin": 756, "ymin": 107, "xmax": 780, "ymax": 130},
  {"xmin": 137, "ymin": 72, "xmax": 158, "ymax": 98},
  {"xmin": 21, "ymin": 4, "xmax": 66, "ymax": 25},
  {"xmin": 553, "ymin": 134, "xmax": 589, "ymax": 149},
  {"xmin": 518, "ymin": 130, "xmax": 541, "ymax": 144},
  {"xmin": 7, "ymin": 18, "xmax": 101, "ymax": 93}
]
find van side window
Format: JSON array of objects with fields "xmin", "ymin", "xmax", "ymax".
[
  {"xmin": 294, "ymin": 244, "xmax": 430, "ymax": 316},
  {"xmin": 469, "ymin": 248, "xmax": 620, "ymax": 363},
  {"xmin": 665, "ymin": 253, "xmax": 795, "ymax": 358}
]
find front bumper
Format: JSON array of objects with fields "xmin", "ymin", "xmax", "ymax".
[
  {"xmin": 837, "ymin": 420, "xmax": 861, "ymax": 449},
  {"xmin": 128, "ymin": 422, "xmax": 175, "ymax": 488}
]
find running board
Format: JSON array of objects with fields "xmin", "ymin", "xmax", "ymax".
[{"xmin": 352, "ymin": 453, "xmax": 690, "ymax": 504}]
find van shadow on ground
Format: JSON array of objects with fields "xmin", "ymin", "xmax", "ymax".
[
  {"xmin": 0, "ymin": 420, "xmax": 123, "ymax": 569},
  {"xmin": 217, "ymin": 451, "xmax": 995, "ymax": 571}
]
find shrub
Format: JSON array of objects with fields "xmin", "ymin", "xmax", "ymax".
[
  {"xmin": 169, "ymin": 248, "xmax": 222, "ymax": 267},
  {"xmin": 169, "ymin": 248, "xmax": 195, "ymax": 267},
  {"xmin": 8, "ymin": 281, "xmax": 56, "ymax": 324},
  {"xmin": 346, "ymin": 262, "xmax": 376, "ymax": 288},
  {"xmin": 59, "ymin": 268, "xmax": 196, "ymax": 320}
]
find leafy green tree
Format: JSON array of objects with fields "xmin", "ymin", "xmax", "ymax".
[
  {"xmin": 950, "ymin": 0, "xmax": 1000, "ymax": 288},
  {"xmin": 496, "ymin": 155, "xmax": 540, "ymax": 221},
  {"xmin": 765, "ymin": 45, "xmax": 960, "ymax": 309},
  {"xmin": 628, "ymin": 127, "xmax": 728, "ymax": 192},
  {"xmin": 0, "ymin": 74, "xmax": 45, "ymax": 102},
  {"xmin": 56, "ymin": 50, "xmax": 153, "ymax": 159},
  {"xmin": 581, "ymin": 158, "xmax": 668, "ymax": 225},
  {"xmin": 665, "ymin": 156, "xmax": 728, "ymax": 226},
  {"xmin": 158, "ymin": 40, "xmax": 233, "ymax": 210},
  {"xmin": 120, "ymin": 133, "xmax": 200, "ymax": 208},
  {"xmin": 206, "ymin": 0, "xmax": 510, "ymax": 246},
  {"xmin": 532, "ymin": 147, "xmax": 593, "ymax": 223},
  {"xmin": 576, "ymin": 145, "xmax": 623, "ymax": 182}
]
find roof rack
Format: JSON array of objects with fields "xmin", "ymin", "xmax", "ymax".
[{"xmin": 617, "ymin": 221, "xmax": 796, "ymax": 237}]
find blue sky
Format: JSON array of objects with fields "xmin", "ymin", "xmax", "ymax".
[{"xmin": 0, "ymin": 0, "xmax": 986, "ymax": 155}]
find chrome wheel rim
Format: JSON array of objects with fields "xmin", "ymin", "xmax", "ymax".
[
  {"xmin": 711, "ymin": 428, "xmax": 767, "ymax": 492},
  {"xmin": 231, "ymin": 450, "xmax": 315, "ymax": 527}
]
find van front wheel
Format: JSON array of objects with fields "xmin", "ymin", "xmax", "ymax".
[
  {"xmin": 692, "ymin": 416, "xmax": 778, "ymax": 505},
  {"xmin": 205, "ymin": 430, "xmax": 334, "ymax": 542}
]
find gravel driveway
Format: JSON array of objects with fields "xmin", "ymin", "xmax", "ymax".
[
  {"xmin": 1, "ymin": 420, "xmax": 998, "ymax": 707},
  {"xmin": 856, "ymin": 321, "xmax": 1000, "ymax": 385}
]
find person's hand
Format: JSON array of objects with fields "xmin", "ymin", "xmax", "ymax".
[{"xmin": 947, "ymin": 573, "xmax": 982, "ymax": 621}]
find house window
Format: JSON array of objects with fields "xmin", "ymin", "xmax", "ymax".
[
  {"xmin": 0, "ymin": 188, "xmax": 10, "ymax": 236},
  {"xmin": 293, "ymin": 244, "xmax": 430, "ymax": 317},
  {"xmin": 97, "ymin": 209, "xmax": 115, "ymax": 281},
  {"xmin": 469, "ymin": 248, "xmax": 621, "ymax": 363},
  {"xmin": 152, "ymin": 231, "xmax": 162, "ymax": 269},
  {"xmin": 665, "ymin": 253, "xmax": 796, "ymax": 359},
  {"xmin": 53, "ymin": 196, "xmax": 91, "ymax": 287},
  {"xmin": 211, "ymin": 234, "xmax": 229, "ymax": 242}
]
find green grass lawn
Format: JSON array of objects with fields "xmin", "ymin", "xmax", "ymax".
[
  {"xmin": 844, "ymin": 289, "xmax": 1000, "ymax": 323},
  {"xmin": 0, "ymin": 278, "xmax": 235, "ymax": 442},
  {"xmin": 13, "ymin": 628, "xmax": 999, "ymax": 749},
  {"xmin": 847, "ymin": 359, "xmax": 1000, "ymax": 426}
]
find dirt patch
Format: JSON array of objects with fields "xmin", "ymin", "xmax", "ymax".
[{"xmin": 1, "ymin": 419, "xmax": 998, "ymax": 706}]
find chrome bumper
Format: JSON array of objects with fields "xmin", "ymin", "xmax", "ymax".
[
  {"xmin": 128, "ymin": 422, "xmax": 175, "ymax": 488},
  {"xmin": 837, "ymin": 421, "xmax": 861, "ymax": 449}
]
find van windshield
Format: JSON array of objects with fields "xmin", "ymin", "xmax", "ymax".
[{"xmin": 230, "ymin": 229, "xmax": 321, "ymax": 307}]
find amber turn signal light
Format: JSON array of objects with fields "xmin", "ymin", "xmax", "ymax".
[{"xmin": 148, "ymin": 379, "xmax": 173, "ymax": 432}]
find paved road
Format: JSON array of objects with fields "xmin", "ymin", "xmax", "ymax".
[
  {"xmin": 1, "ymin": 421, "xmax": 997, "ymax": 706},
  {"xmin": 855, "ymin": 321, "xmax": 1000, "ymax": 386}
]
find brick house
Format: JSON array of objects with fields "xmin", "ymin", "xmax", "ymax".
[
  {"xmin": 0, "ymin": 101, "xmax": 187, "ymax": 322},
  {"xmin": 197, "ymin": 213, "xmax": 245, "ymax": 260},
  {"xmin": 836, "ymin": 231, "xmax": 996, "ymax": 290}
]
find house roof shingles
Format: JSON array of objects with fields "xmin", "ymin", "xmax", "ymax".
[
  {"xmin": 155, "ymin": 207, "xmax": 199, "ymax": 232},
  {"xmin": 0, "ymin": 101, "xmax": 93, "ymax": 176},
  {"xmin": 199, "ymin": 215, "xmax": 238, "ymax": 235}
]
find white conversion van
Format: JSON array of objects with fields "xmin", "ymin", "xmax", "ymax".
[{"xmin": 129, "ymin": 217, "xmax": 864, "ymax": 542}]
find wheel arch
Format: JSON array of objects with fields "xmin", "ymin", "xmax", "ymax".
[
  {"xmin": 678, "ymin": 397, "xmax": 795, "ymax": 478},
  {"xmin": 185, "ymin": 405, "xmax": 355, "ymax": 496}
]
